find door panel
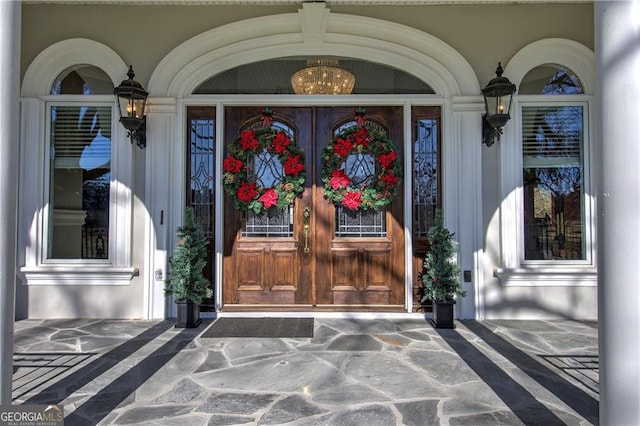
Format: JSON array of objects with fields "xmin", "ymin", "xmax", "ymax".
[
  {"xmin": 223, "ymin": 107, "xmax": 312, "ymax": 306},
  {"xmin": 315, "ymin": 107, "xmax": 404, "ymax": 308},
  {"xmin": 223, "ymin": 106, "xmax": 404, "ymax": 310}
]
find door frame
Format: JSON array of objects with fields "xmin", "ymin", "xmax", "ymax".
[
  {"xmin": 170, "ymin": 95, "xmax": 481, "ymax": 318},
  {"xmin": 192, "ymin": 97, "xmax": 441, "ymax": 314},
  {"xmin": 219, "ymin": 105, "xmax": 406, "ymax": 311}
]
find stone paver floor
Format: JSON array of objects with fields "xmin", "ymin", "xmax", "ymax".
[{"xmin": 12, "ymin": 317, "xmax": 598, "ymax": 425}]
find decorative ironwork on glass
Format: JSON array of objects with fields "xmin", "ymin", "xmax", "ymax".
[
  {"xmin": 343, "ymin": 153, "xmax": 375, "ymax": 187},
  {"xmin": 244, "ymin": 206, "xmax": 294, "ymax": 237},
  {"xmin": 250, "ymin": 149, "xmax": 285, "ymax": 189},
  {"xmin": 190, "ymin": 118, "xmax": 215, "ymax": 239},
  {"xmin": 331, "ymin": 118, "xmax": 390, "ymax": 237},
  {"xmin": 223, "ymin": 111, "xmax": 305, "ymax": 214},
  {"xmin": 240, "ymin": 119, "xmax": 297, "ymax": 237},
  {"xmin": 335, "ymin": 207, "xmax": 386, "ymax": 237},
  {"xmin": 414, "ymin": 118, "xmax": 438, "ymax": 237},
  {"xmin": 335, "ymin": 120, "xmax": 385, "ymax": 134}
]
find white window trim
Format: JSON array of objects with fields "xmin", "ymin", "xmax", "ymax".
[
  {"xmin": 518, "ymin": 97, "xmax": 594, "ymax": 266},
  {"xmin": 496, "ymin": 97, "xmax": 597, "ymax": 287},
  {"xmin": 18, "ymin": 40, "xmax": 137, "ymax": 286},
  {"xmin": 496, "ymin": 39, "xmax": 596, "ymax": 287}
]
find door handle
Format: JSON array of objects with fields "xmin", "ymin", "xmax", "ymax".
[{"xmin": 303, "ymin": 207, "xmax": 311, "ymax": 253}]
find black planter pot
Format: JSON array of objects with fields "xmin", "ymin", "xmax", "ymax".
[
  {"xmin": 431, "ymin": 299, "xmax": 456, "ymax": 329},
  {"xmin": 175, "ymin": 299, "xmax": 202, "ymax": 328}
]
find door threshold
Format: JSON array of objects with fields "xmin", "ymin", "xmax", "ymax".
[
  {"xmin": 203, "ymin": 311, "xmax": 431, "ymax": 319},
  {"xmin": 206, "ymin": 304, "xmax": 424, "ymax": 319},
  {"xmin": 220, "ymin": 304, "xmax": 406, "ymax": 312}
]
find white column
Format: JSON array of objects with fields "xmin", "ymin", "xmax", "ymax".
[
  {"xmin": 0, "ymin": 1, "xmax": 21, "ymax": 404},
  {"xmin": 596, "ymin": 1, "xmax": 640, "ymax": 424}
]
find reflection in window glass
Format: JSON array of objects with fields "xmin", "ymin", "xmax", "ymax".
[
  {"xmin": 519, "ymin": 65, "xmax": 583, "ymax": 95},
  {"xmin": 52, "ymin": 65, "xmax": 114, "ymax": 95},
  {"xmin": 189, "ymin": 118, "xmax": 215, "ymax": 238},
  {"xmin": 522, "ymin": 105, "xmax": 585, "ymax": 260},
  {"xmin": 343, "ymin": 153, "xmax": 375, "ymax": 186},
  {"xmin": 413, "ymin": 118, "xmax": 438, "ymax": 237},
  {"xmin": 193, "ymin": 57, "xmax": 434, "ymax": 95},
  {"xmin": 251, "ymin": 148, "xmax": 285, "ymax": 188},
  {"xmin": 48, "ymin": 105, "xmax": 111, "ymax": 259}
]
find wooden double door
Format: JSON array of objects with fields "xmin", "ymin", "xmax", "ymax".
[{"xmin": 222, "ymin": 106, "xmax": 405, "ymax": 311}]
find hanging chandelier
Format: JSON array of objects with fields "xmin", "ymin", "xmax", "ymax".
[{"xmin": 291, "ymin": 59, "xmax": 356, "ymax": 95}]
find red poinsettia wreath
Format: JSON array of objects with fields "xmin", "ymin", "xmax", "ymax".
[
  {"xmin": 223, "ymin": 109, "xmax": 305, "ymax": 214},
  {"xmin": 321, "ymin": 109, "xmax": 402, "ymax": 211}
]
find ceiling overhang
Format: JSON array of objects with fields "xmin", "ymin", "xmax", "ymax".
[{"xmin": 23, "ymin": 0, "xmax": 593, "ymax": 4}]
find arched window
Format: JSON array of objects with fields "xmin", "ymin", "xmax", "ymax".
[
  {"xmin": 20, "ymin": 39, "xmax": 136, "ymax": 288},
  {"xmin": 519, "ymin": 65, "xmax": 589, "ymax": 262},
  {"xmin": 496, "ymin": 39, "xmax": 596, "ymax": 288},
  {"xmin": 46, "ymin": 65, "xmax": 114, "ymax": 260}
]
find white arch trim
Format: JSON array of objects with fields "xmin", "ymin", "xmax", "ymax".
[
  {"xmin": 149, "ymin": 2, "xmax": 478, "ymax": 98},
  {"xmin": 505, "ymin": 38, "xmax": 595, "ymax": 95},
  {"xmin": 22, "ymin": 38, "xmax": 127, "ymax": 97}
]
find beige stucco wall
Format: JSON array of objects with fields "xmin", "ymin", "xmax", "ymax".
[
  {"xmin": 21, "ymin": 3, "xmax": 593, "ymax": 90},
  {"xmin": 18, "ymin": 2, "xmax": 596, "ymax": 320}
]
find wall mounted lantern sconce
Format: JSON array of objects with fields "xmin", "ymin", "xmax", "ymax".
[
  {"xmin": 114, "ymin": 65, "xmax": 148, "ymax": 149},
  {"xmin": 482, "ymin": 62, "xmax": 516, "ymax": 147}
]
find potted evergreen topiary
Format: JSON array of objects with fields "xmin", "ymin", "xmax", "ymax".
[
  {"xmin": 165, "ymin": 207, "xmax": 212, "ymax": 328},
  {"xmin": 421, "ymin": 210, "xmax": 465, "ymax": 329}
]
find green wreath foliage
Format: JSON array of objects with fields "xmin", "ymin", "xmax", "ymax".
[
  {"xmin": 321, "ymin": 125, "xmax": 402, "ymax": 211},
  {"xmin": 223, "ymin": 126, "xmax": 306, "ymax": 214}
]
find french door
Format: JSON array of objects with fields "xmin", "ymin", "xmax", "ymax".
[{"xmin": 222, "ymin": 106, "xmax": 405, "ymax": 311}]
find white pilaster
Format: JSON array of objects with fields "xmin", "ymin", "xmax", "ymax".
[
  {"xmin": 452, "ymin": 96, "xmax": 485, "ymax": 320},
  {"xmin": 0, "ymin": 0, "xmax": 20, "ymax": 404},
  {"xmin": 596, "ymin": 1, "xmax": 640, "ymax": 424},
  {"xmin": 144, "ymin": 97, "xmax": 178, "ymax": 319}
]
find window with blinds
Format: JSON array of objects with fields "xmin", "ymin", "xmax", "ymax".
[
  {"xmin": 522, "ymin": 105, "xmax": 585, "ymax": 261},
  {"xmin": 47, "ymin": 105, "xmax": 112, "ymax": 259}
]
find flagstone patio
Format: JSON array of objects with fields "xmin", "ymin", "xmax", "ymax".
[{"xmin": 12, "ymin": 317, "xmax": 598, "ymax": 425}]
